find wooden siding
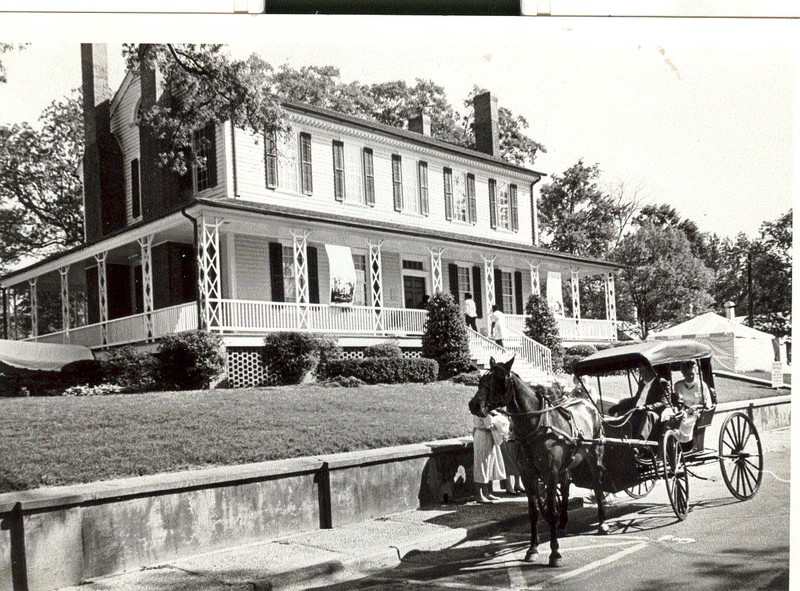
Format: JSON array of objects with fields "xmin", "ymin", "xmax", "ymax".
[{"xmin": 229, "ymin": 112, "xmax": 535, "ymax": 246}]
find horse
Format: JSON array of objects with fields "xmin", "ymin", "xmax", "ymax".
[{"xmin": 468, "ymin": 356, "xmax": 608, "ymax": 567}]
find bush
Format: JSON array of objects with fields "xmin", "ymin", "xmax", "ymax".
[
  {"xmin": 450, "ymin": 370, "xmax": 482, "ymax": 386},
  {"xmin": 524, "ymin": 293, "xmax": 564, "ymax": 371},
  {"xmin": 322, "ymin": 357, "xmax": 438, "ymax": 384},
  {"xmin": 157, "ymin": 330, "xmax": 227, "ymax": 390},
  {"xmin": 62, "ymin": 383, "xmax": 124, "ymax": 397},
  {"xmin": 362, "ymin": 342, "xmax": 403, "ymax": 359},
  {"xmin": 262, "ymin": 332, "xmax": 329, "ymax": 386},
  {"xmin": 102, "ymin": 346, "xmax": 159, "ymax": 392},
  {"xmin": 565, "ymin": 344, "xmax": 597, "ymax": 357},
  {"xmin": 61, "ymin": 359, "xmax": 105, "ymax": 387},
  {"xmin": 562, "ymin": 355, "xmax": 583, "ymax": 375},
  {"xmin": 421, "ymin": 292, "xmax": 472, "ymax": 379},
  {"xmin": 314, "ymin": 336, "xmax": 343, "ymax": 380},
  {"xmin": 320, "ymin": 375, "xmax": 366, "ymax": 388}
]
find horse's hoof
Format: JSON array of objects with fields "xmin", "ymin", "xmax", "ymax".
[
  {"xmin": 524, "ymin": 550, "xmax": 539, "ymax": 563},
  {"xmin": 598, "ymin": 523, "xmax": 609, "ymax": 535},
  {"xmin": 548, "ymin": 556, "xmax": 562, "ymax": 568}
]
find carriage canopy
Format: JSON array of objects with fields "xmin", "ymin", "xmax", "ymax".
[{"xmin": 574, "ymin": 339, "xmax": 713, "ymax": 377}]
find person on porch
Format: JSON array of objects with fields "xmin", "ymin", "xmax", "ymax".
[
  {"xmin": 463, "ymin": 293, "xmax": 478, "ymax": 331},
  {"xmin": 490, "ymin": 304, "xmax": 506, "ymax": 348}
]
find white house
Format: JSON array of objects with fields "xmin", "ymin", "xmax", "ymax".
[{"xmin": 0, "ymin": 44, "xmax": 622, "ymax": 386}]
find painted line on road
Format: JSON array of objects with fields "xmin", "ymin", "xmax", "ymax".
[
  {"xmin": 528, "ymin": 541, "xmax": 648, "ymax": 590},
  {"xmin": 763, "ymin": 469, "xmax": 791, "ymax": 483}
]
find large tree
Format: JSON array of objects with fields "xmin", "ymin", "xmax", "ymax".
[
  {"xmin": 0, "ymin": 90, "xmax": 84, "ymax": 273},
  {"xmin": 613, "ymin": 223, "xmax": 714, "ymax": 339}
]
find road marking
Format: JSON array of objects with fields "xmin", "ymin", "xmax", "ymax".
[
  {"xmin": 763, "ymin": 469, "xmax": 791, "ymax": 483},
  {"xmin": 507, "ymin": 564, "xmax": 527, "ymax": 589},
  {"xmin": 528, "ymin": 541, "xmax": 648, "ymax": 590},
  {"xmin": 657, "ymin": 534, "xmax": 696, "ymax": 544}
]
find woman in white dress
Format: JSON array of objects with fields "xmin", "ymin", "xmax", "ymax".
[{"xmin": 473, "ymin": 410, "xmax": 508, "ymax": 503}]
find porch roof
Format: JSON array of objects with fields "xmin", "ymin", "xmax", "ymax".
[{"xmin": 198, "ymin": 198, "xmax": 624, "ymax": 273}]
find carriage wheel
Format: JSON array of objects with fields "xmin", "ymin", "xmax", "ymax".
[
  {"xmin": 718, "ymin": 412, "xmax": 763, "ymax": 501},
  {"xmin": 624, "ymin": 448, "xmax": 657, "ymax": 499},
  {"xmin": 662, "ymin": 431, "xmax": 690, "ymax": 520}
]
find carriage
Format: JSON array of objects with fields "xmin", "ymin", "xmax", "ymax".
[{"xmin": 569, "ymin": 339, "xmax": 764, "ymax": 520}]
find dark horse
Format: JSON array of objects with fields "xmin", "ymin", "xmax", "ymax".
[{"xmin": 468, "ymin": 356, "xmax": 608, "ymax": 567}]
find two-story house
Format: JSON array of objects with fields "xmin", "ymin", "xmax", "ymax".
[{"xmin": 0, "ymin": 44, "xmax": 621, "ymax": 386}]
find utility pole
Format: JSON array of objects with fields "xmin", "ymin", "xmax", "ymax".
[{"xmin": 747, "ymin": 249, "xmax": 754, "ymax": 327}]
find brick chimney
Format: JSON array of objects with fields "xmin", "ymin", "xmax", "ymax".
[
  {"xmin": 408, "ymin": 113, "xmax": 431, "ymax": 136},
  {"xmin": 473, "ymin": 91, "xmax": 499, "ymax": 156}
]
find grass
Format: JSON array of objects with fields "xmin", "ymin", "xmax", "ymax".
[
  {"xmin": 0, "ymin": 382, "xmax": 476, "ymax": 494},
  {"xmin": 0, "ymin": 375, "xmax": 783, "ymax": 494},
  {"xmin": 743, "ymin": 370, "xmax": 792, "ymax": 385}
]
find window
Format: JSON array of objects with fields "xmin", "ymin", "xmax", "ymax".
[
  {"xmin": 497, "ymin": 183, "xmax": 510, "ymax": 230},
  {"xmin": 362, "ymin": 148, "xmax": 375, "ymax": 206},
  {"xmin": 457, "ymin": 267, "xmax": 471, "ymax": 301},
  {"xmin": 454, "ymin": 174, "xmax": 468, "ymax": 222},
  {"xmin": 133, "ymin": 99, "xmax": 142, "ymax": 126},
  {"xmin": 130, "ymin": 159, "xmax": 141, "ymax": 219},
  {"xmin": 488, "ymin": 178, "xmax": 497, "ymax": 229},
  {"xmin": 353, "ymin": 254, "xmax": 368, "ymax": 306},
  {"xmin": 332, "ymin": 141, "xmax": 345, "ymax": 201},
  {"xmin": 265, "ymin": 129, "xmax": 278, "ymax": 189},
  {"xmin": 391, "ymin": 154, "xmax": 403, "ymax": 211},
  {"xmin": 417, "ymin": 161, "xmax": 429, "ymax": 216},
  {"xmin": 443, "ymin": 167, "xmax": 453, "ymax": 220},
  {"xmin": 193, "ymin": 122, "xmax": 218, "ymax": 192},
  {"xmin": 299, "ymin": 132, "xmax": 313, "ymax": 195},
  {"xmin": 282, "ymin": 246, "xmax": 296, "ymax": 303},
  {"xmin": 403, "ymin": 260, "xmax": 424, "ymax": 271},
  {"xmin": 509, "ymin": 183, "xmax": 519, "ymax": 231},
  {"xmin": 500, "ymin": 271, "xmax": 513, "ymax": 314},
  {"xmin": 466, "ymin": 173, "xmax": 477, "ymax": 224}
]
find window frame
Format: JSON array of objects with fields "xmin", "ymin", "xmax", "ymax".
[
  {"xmin": 417, "ymin": 160, "xmax": 429, "ymax": 216},
  {"xmin": 332, "ymin": 140, "xmax": 346, "ymax": 201},
  {"xmin": 265, "ymin": 128, "xmax": 278, "ymax": 189},
  {"xmin": 299, "ymin": 132, "xmax": 313, "ymax": 195},
  {"xmin": 362, "ymin": 147, "xmax": 375, "ymax": 206},
  {"xmin": 391, "ymin": 154, "xmax": 404, "ymax": 211}
]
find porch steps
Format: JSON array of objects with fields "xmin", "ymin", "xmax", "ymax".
[{"xmin": 467, "ymin": 328, "xmax": 553, "ymax": 386}]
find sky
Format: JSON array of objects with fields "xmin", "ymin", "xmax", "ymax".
[{"xmin": 0, "ymin": 15, "xmax": 795, "ymax": 239}]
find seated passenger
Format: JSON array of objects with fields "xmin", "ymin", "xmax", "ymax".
[
  {"xmin": 608, "ymin": 363, "xmax": 670, "ymax": 442},
  {"xmin": 673, "ymin": 361, "xmax": 713, "ymax": 410}
]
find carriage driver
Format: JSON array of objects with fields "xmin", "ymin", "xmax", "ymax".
[{"xmin": 608, "ymin": 362, "xmax": 671, "ymax": 442}]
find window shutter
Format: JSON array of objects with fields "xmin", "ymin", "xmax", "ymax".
[
  {"xmin": 269, "ymin": 242, "xmax": 285, "ymax": 302},
  {"xmin": 443, "ymin": 168, "xmax": 453, "ymax": 221},
  {"xmin": 300, "ymin": 133, "xmax": 313, "ymax": 195},
  {"xmin": 418, "ymin": 162, "xmax": 429, "ymax": 216},
  {"xmin": 362, "ymin": 148, "xmax": 375, "ymax": 206},
  {"xmin": 206, "ymin": 122, "xmax": 218, "ymax": 188},
  {"xmin": 514, "ymin": 271, "xmax": 524, "ymax": 314},
  {"xmin": 489, "ymin": 179, "xmax": 497, "ymax": 229},
  {"xmin": 510, "ymin": 184, "xmax": 519, "ymax": 231},
  {"xmin": 131, "ymin": 159, "xmax": 140, "ymax": 218},
  {"xmin": 448, "ymin": 264, "xmax": 460, "ymax": 303},
  {"xmin": 472, "ymin": 266, "xmax": 483, "ymax": 319},
  {"xmin": 494, "ymin": 268, "xmax": 503, "ymax": 311},
  {"xmin": 265, "ymin": 129, "xmax": 278, "ymax": 189},
  {"xmin": 308, "ymin": 246, "xmax": 320, "ymax": 304},
  {"xmin": 332, "ymin": 141, "xmax": 345, "ymax": 202},
  {"xmin": 467, "ymin": 173, "xmax": 477, "ymax": 224},
  {"xmin": 392, "ymin": 155, "xmax": 403, "ymax": 211}
]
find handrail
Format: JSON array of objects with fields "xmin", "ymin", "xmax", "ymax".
[{"xmin": 504, "ymin": 326, "xmax": 553, "ymax": 375}]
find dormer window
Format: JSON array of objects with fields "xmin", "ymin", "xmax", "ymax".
[{"xmin": 133, "ymin": 98, "xmax": 143, "ymax": 126}]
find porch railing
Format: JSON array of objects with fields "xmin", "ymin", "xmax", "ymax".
[
  {"xmin": 503, "ymin": 327, "xmax": 553, "ymax": 376},
  {"xmin": 505, "ymin": 314, "xmax": 616, "ymax": 342},
  {"xmin": 217, "ymin": 299, "xmax": 427, "ymax": 336}
]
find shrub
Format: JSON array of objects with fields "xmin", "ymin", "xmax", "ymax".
[
  {"xmin": 450, "ymin": 370, "xmax": 482, "ymax": 386},
  {"xmin": 322, "ymin": 357, "xmax": 438, "ymax": 384},
  {"xmin": 314, "ymin": 336, "xmax": 343, "ymax": 380},
  {"xmin": 102, "ymin": 346, "xmax": 159, "ymax": 392},
  {"xmin": 362, "ymin": 342, "xmax": 403, "ymax": 359},
  {"xmin": 262, "ymin": 332, "xmax": 325, "ymax": 386},
  {"xmin": 320, "ymin": 375, "xmax": 366, "ymax": 388},
  {"xmin": 157, "ymin": 330, "xmax": 227, "ymax": 390},
  {"xmin": 62, "ymin": 383, "xmax": 124, "ymax": 397},
  {"xmin": 524, "ymin": 293, "xmax": 564, "ymax": 371},
  {"xmin": 565, "ymin": 344, "xmax": 597, "ymax": 357},
  {"xmin": 421, "ymin": 292, "xmax": 472, "ymax": 379},
  {"xmin": 61, "ymin": 359, "xmax": 105, "ymax": 387}
]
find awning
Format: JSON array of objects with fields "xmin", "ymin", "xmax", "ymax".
[{"xmin": 0, "ymin": 340, "xmax": 94, "ymax": 372}]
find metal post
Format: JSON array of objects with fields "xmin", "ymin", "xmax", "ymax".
[
  {"xmin": 29, "ymin": 278, "xmax": 38, "ymax": 339},
  {"xmin": 747, "ymin": 250, "xmax": 754, "ymax": 327}
]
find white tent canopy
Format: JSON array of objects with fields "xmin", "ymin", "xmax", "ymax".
[
  {"xmin": 0, "ymin": 340, "xmax": 94, "ymax": 372},
  {"xmin": 650, "ymin": 313, "xmax": 779, "ymax": 373}
]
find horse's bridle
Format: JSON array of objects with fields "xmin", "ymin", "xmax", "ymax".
[{"xmin": 484, "ymin": 365, "xmax": 571, "ymax": 418}]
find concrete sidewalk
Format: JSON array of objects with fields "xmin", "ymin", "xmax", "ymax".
[{"xmin": 60, "ymin": 495, "xmax": 538, "ymax": 591}]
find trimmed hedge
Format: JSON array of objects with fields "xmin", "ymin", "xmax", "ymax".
[
  {"xmin": 157, "ymin": 331, "xmax": 227, "ymax": 390},
  {"xmin": 102, "ymin": 346, "xmax": 158, "ymax": 393},
  {"xmin": 362, "ymin": 343, "xmax": 403, "ymax": 358},
  {"xmin": 262, "ymin": 332, "xmax": 342, "ymax": 386},
  {"xmin": 322, "ymin": 357, "xmax": 438, "ymax": 384},
  {"xmin": 565, "ymin": 344, "xmax": 598, "ymax": 357}
]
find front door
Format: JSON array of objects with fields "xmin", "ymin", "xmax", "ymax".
[{"xmin": 403, "ymin": 276, "xmax": 427, "ymax": 309}]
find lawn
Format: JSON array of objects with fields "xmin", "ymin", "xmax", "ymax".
[{"xmin": 0, "ymin": 382, "xmax": 476, "ymax": 494}]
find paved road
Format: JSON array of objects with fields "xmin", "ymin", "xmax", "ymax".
[{"xmin": 312, "ymin": 428, "xmax": 790, "ymax": 591}]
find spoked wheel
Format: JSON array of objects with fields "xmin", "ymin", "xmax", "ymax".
[
  {"xmin": 718, "ymin": 412, "xmax": 764, "ymax": 500},
  {"xmin": 662, "ymin": 431, "xmax": 690, "ymax": 520},
  {"xmin": 624, "ymin": 447, "xmax": 657, "ymax": 499}
]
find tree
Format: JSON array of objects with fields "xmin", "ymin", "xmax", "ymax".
[
  {"xmin": 421, "ymin": 292, "xmax": 472, "ymax": 379},
  {"xmin": 0, "ymin": 90, "xmax": 84, "ymax": 273},
  {"xmin": 613, "ymin": 223, "xmax": 714, "ymax": 339},
  {"xmin": 524, "ymin": 293, "xmax": 563, "ymax": 371},
  {"xmin": 0, "ymin": 43, "xmax": 25, "ymax": 83}
]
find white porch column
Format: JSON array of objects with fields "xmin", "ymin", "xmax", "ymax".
[
  {"xmin": 529, "ymin": 262, "xmax": 541, "ymax": 298},
  {"xmin": 59, "ymin": 265, "xmax": 70, "ymax": 342},
  {"xmin": 94, "ymin": 251, "xmax": 109, "ymax": 345},
  {"xmin": 482, "ymin": 255, "xmax": 496, "ymax": 312},
  {"xmin": 29, "ymin": 278, "xmax": 38, "ymax": 338},
  {"xmin": 429, "ymin": 247, "xmax": 444, "ymax": 294},
  {"xmin": 138, "ymin": 235, "xmax": 155, "ymax": 339},
  {"xmin": 368, "ymin": 240, "xmax": 384, "ymax": 332},
  {"xmin": 292, "ymin": 230, "xmax": 310, "ymax": 330},
  {"xmin": 11, "ymin": 288, "xmax": 18, "ymax": 340},
  {"xmin": 605, "ymin": 272, "xmax": 617, "ymax": 323},
  {"xmin": 570, "ymin": 267, "xmax": 581, "ymax": 321},
  {"xmin": 197, "ymin": 216, "xmax": 223, "ymax": 332}
]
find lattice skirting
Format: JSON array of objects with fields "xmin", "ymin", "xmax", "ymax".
[{"xmin": 226, "ymin": 346, "xmax": 422, "ymax": 388}]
